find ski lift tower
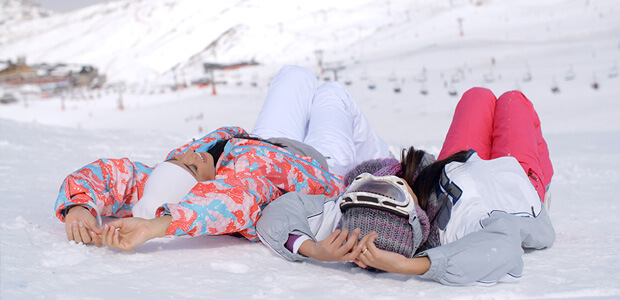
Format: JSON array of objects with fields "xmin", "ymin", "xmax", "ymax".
[
  {"xmin": 323, "ymin": 64, "xmax": 346, "ymax": 82},
  {"xmin": 203, "ymin": 63, "xmax": 222, "ymax": 95},
  {"xmin": 314, "ymin": 50, "xmax": 324, "ymax": 73},
  {"xmin": 116, "ymin": 82, "xmax": 125, "ymax": 110}
]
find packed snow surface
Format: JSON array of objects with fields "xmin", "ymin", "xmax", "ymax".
[{"xmin": 1, "ymin": 0, "xmax": 620, "ymax": 299}]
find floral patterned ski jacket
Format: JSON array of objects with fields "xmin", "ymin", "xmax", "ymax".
[{"xmin": 55, "ymin": 126, "xmax": 344, "ymax": 241}]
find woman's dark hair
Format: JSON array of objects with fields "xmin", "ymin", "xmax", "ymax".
[
  {"xmin": 398, "ymin": 146, "xmax": 427, "ymax": 187},
  {"xmin": 206, "ymin": 140, "xmax": 228, "ymax": 166},
  {"xmin": 400, "ymin": 147, "xmax": 471, "ymax": 210}
]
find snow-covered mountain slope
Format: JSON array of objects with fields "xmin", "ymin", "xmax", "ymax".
[
  {"xmin": 0, "ymin": 0, "xmax": 52, "ymax": 28},
  {"xmin": 1, "ymin": 0, "xmax": 618, "ymax": 85}
]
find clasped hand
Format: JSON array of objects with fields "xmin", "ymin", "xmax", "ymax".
[
  {"xmin": 299, "ymin": 228, "xmax": 384, "ymax": 263},
  {"xmin": 352, "ymin": 232, "xmax": 431, "ymax": 275},
  {"xmin": 303, "ymin": 229, "xmax": 430, "ymax": 275},
  {"xmin": 64, "ymin": 206, "xmax": 103, "ymax": 246},
  {"xmin": 64, "ymin": 206, "xmax": 170, "ymax": 251},
  {"xmin": 299, "ymin": 228, "xmax": 362, "ymax": 262}
]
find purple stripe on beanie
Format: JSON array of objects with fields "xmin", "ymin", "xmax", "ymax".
[{"xmin": 373, "ymin": 162, "xmax": 402, "ymax": 177}]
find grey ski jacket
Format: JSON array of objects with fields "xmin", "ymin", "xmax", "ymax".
[{"xmin": 256, "ymin": 167, "xmax": 555, "ymax": 286}]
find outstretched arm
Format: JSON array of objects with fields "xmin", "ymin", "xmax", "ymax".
[
  {"xmin": 352, "ymin": 209, "xmax": 554, "ymax": 285},
  {"xmin": 102, "ymin": 175, "xmax": 279, "ymax": 250},
  {"xmin": 101, "ymin": 216, "xmax": 171, "ymax": 251},
  {"xmin": 101, "ymin": 175, "xmax": 281, "ymax": 251},
  {"xmin": 257, "ymin": 192, "xmax": 343, "ymax": 261},
  {"xmin": 356, "ymin": 210, "xmax": 553, "ymax": 285},
  {"xmin": 55, "ymin": 158, "xmax": 153, "ymax": 245},
  {"xmin": 157, "ymin": 175, "xmax": 280, "ymax": 240},
  {"xmin": 418, "ymin": 210, "xmax": 553, "ymax": 285}
]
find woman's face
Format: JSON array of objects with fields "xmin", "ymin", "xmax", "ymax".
[{"xmin": 166, "ymin": 149, "xmax": 216, "ymax": 182}]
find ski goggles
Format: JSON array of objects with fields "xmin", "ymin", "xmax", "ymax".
[
  {"xmin": 340, "ymin": 173, "xmax": 424, "ymax": 252},
  {"xmin": 340, "ymin": 173, "xmax": 416, "ymax": 217}
]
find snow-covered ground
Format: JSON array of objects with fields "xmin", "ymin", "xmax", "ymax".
[{"xmin": 2, "ymin": 0, "xmax": 620, "ymax": 299}]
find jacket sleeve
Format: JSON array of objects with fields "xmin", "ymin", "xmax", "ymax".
[
  {"xmin": 54, "ymin": 158, "xmax": 153, "ymax": 224},
  {"xmin": 165, "ymin": 126, "xmax": 248, "ymax": 159},
  {"xmin": 156, "ymin": 174, "xmax": 281, "ymax": 241},
  {"xmin": 256, "ymin": 192, "xmax": 331, "ymax": 261},
  {"xmin": 418, "ymin": 207, "xmax": 555, "ymax": 285}
]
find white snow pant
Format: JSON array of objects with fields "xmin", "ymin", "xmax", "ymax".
[{"xmin": 252, "ymin": 65, "xmax": 390, "ymax": 176}]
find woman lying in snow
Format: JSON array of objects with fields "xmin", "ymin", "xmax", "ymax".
[
  {"xmin": 54, "ymin": 65, "xmax": 390, "ymax": 251},
  {"xmin": 256, "ymin": 87, "xmax": 555, "ymax": 285}
]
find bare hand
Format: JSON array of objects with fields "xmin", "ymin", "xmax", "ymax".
[
  {"xmin": 64, "ymin": 206, "xmax": 102, "ymax": 246},
  {"xmin": 102, "ymin": 216, "xmax": 171, "ymax": 251},
  {"xmin": 354, "ymin": 232, "xmax": 430, "ymax": 275},
  {"xmin": 299, "ymin": 228, "xmax": 361, "ymax": 261}
]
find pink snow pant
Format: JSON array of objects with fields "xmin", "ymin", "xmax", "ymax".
[{"xmin": 438, "ymin": 87, "xmax": 553, "ymax": 201}]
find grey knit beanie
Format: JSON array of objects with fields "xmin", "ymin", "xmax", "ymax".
[
  {"xmin": 342, "ymin": 207, "xmax": 414, "ymax": 257},
  {"xmin": 342, "ymin": 204, "xmax": 429, "ymax": 258}
]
